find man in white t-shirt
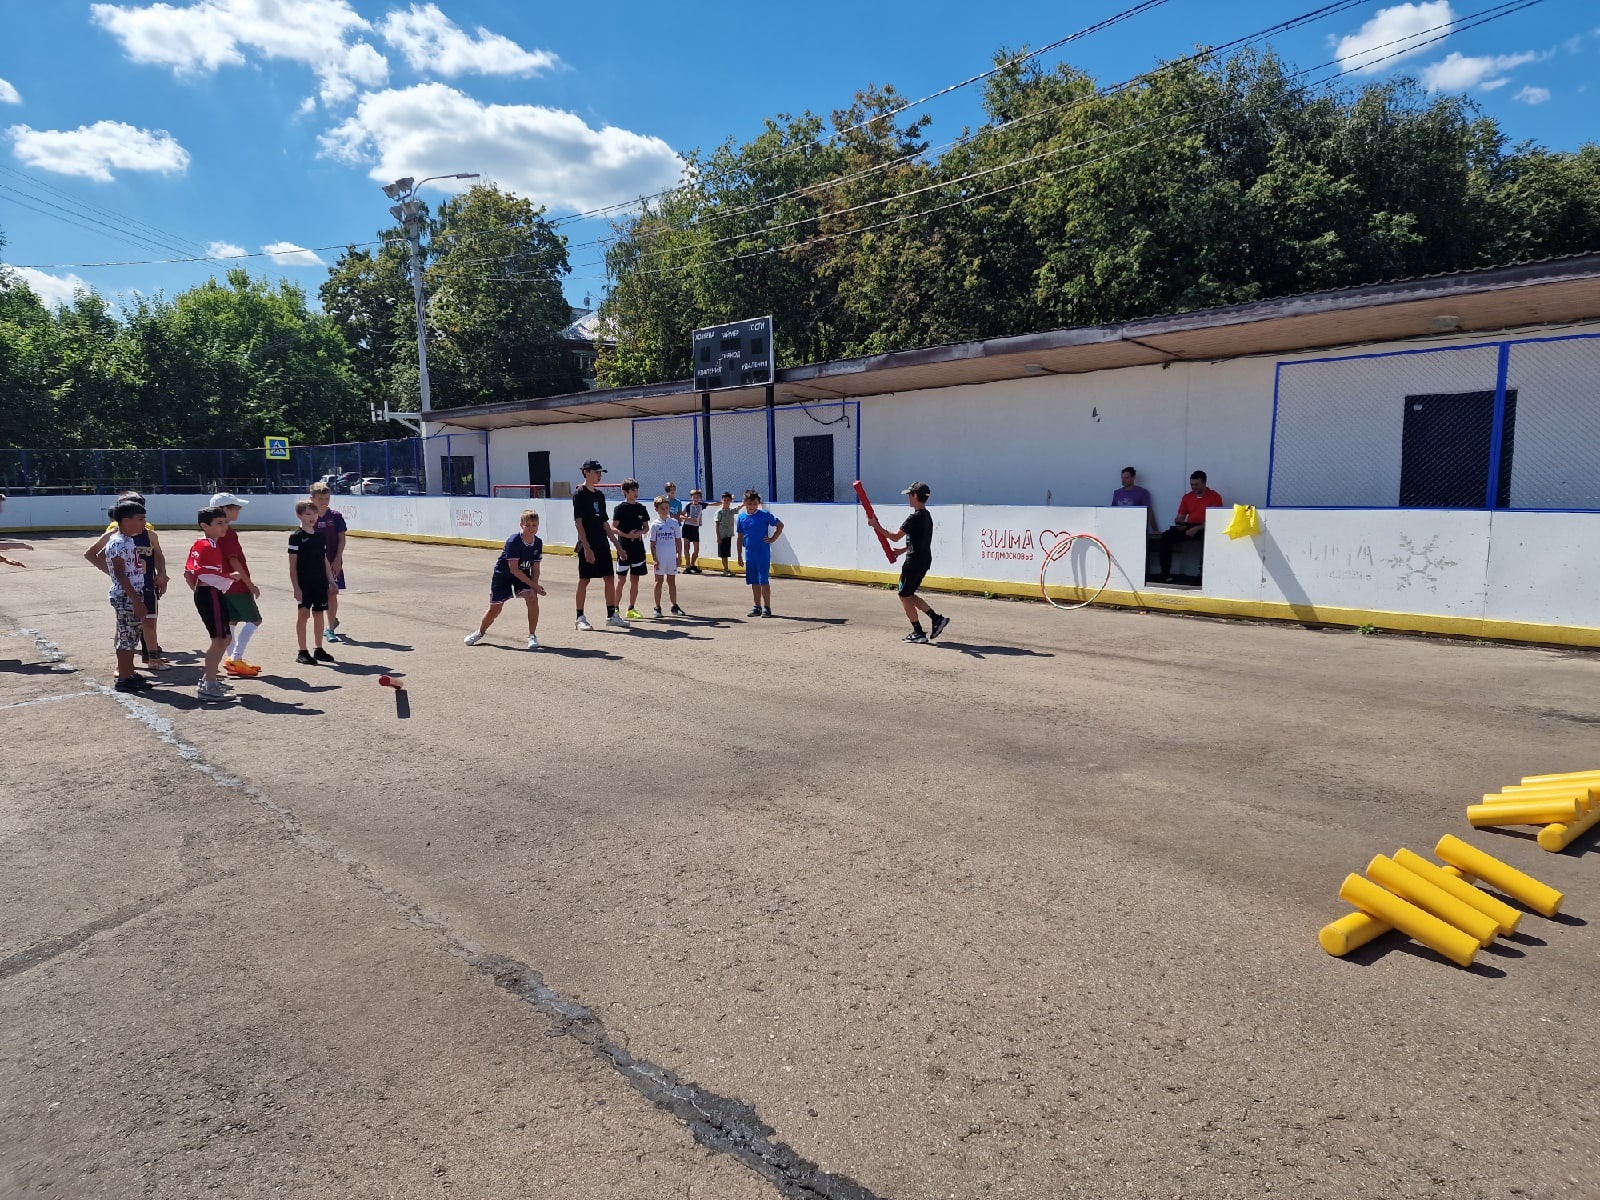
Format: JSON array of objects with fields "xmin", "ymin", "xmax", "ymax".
[{"xmin": 649, "ymin": 496, "xmax": 684, "ymax": 618}]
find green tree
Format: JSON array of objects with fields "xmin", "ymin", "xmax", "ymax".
[{"xmin": 424, "ymin": 184, "xmax": 583, "ymax": 406}]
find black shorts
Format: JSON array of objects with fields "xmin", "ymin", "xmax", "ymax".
[
  {"xmin": 194, "ymin": 585, "xmax": 232, "ymax": 639},
  {"xmin": 615, "ymin": 539, "xmax": 648, "ymax": 576},
  {"xmin": 488, "ymin": 573, "xmax": 530, "ymax": 605},
  {"xmin": 718, "ymin": 536, "xmax": 733, "ymax": 558},
  {"xmin": 897, "ymin": 559, "xmax": 930, "ymax": 598},
  {"xmin": 682, "ymin": 525, "xmax": 700, "ymax": 543},
  {"xmin": 577, "ymin": 537, "xmax": 614, "ymax": 579},
  {"xmin": 298, "ymin": 583, "xmax": 330, "ymax": 612}
]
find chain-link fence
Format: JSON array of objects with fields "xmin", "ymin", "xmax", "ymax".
[
  {"xmin": 629, "ymin": 401, "xmax": 860, "ymax": 503},
  {"xmin": 1268, "ymin": 332, "xmax": 1600, "ymax": 510},
  {"xmin": 0, "ymin": 433, "xmax": 490, "ymax": 498}
]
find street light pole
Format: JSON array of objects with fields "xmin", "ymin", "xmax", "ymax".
[{"xmin": 382, "ymin": 172, "xmax": 479, "ymax": 422}]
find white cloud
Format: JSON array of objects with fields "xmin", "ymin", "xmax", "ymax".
[
  {"xmin": 0, "ymin": 78, "xmax": 20, "ymax": 105},
  {"xmin": 7, "ymin": 267, "xmax": 92, "ymax": 308},
  {"xmin": 1333, "ymin": 1, "xmax": 1455, "ymax": 74},
  {"xmin": 207, "ymin": 240, "xmax": 248, "ymax": 258},
  {"xmin": 262, "ymin": 241, "xmax": 324, "ymax": 266},
  {"xmin": 298, "ymin": 96, "xmax": 318, "ymax": 115},
  {"xmin": 318, "ymin": 83, "xmax": 684, "ymax": 212},
  {"xmin": 1514, "ymin": 85, "xmax": 1552, "ymax": 104},
  {"xmin": 7, "ymin": 121, "xmax": 190, "ymax": 181},
  {"xmin": 380, "ymin": 4, "xmax": 556, "ymax": 77},
  {"xmin": 91, "ymin": 0, "xmax": 388, "ymax": 104},
  {"xmin": 1419, "ymin": 50, "xmax": 1540, "ymax": 91}
]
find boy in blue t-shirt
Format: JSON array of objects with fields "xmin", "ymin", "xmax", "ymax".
[
  {"xmin": 465, "ymin": 510, "xmax": 547, "ymax": 650},
  {"xmin": 735, "ymin": 489, "xmax": 784, "ymax": 618}
]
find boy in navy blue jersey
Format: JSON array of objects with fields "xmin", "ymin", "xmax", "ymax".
[
  {"xmin": 465, "ymin": 510, "xmax": 547, "ymax": 650},
  {"xmin": 288, "ymin": 500, "xmax": 334, "ymax": 665}
]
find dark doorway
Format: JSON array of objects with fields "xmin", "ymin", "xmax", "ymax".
[
  {"xmin": 793, "ymin": 434, "xmax": 834, "ymax": 503},
  {"xmin": 441, "ymin": 455, "xmax": 476, "ymax": 496},
  {"xmin": 527, "ymin": 450, "xmax": 551, "ymax": 497},
  {"xmin": 1399, "ymin": 389, "xmax": 1517, "ymax": 508}
]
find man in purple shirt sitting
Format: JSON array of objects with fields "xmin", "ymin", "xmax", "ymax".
[{"xmin": 1111, "ymin": 467, "xmax": 1158, "ymax": 535}]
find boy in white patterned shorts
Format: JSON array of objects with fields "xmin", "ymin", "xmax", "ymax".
[{"xmin": 104, "ymin": 499, "xmax": 155, "ymax": 693}]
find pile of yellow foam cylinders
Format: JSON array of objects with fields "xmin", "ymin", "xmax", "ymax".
[
  {"xmin": 1469, "ymin": 772, "xmax": 1600, "ymax": 848},
  {"xmin": 1319, "ymin": 836, "xmax": 1567, "ymax": 965}
]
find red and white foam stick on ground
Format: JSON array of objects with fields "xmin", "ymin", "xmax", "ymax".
[
  {"xmin": 853, "ymin": 480, "xmax": 897, "ymax": 564},
  {"xmin": 378, "ymin": 675, "xmax": 404, "ymax": 690}
]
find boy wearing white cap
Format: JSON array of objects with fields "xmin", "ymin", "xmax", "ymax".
[{"xmin": 210, "ymin": 492, "xmax": 264, "ymax": 676}]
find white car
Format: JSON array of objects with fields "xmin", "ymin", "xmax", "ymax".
[{"xmin": 354, "ymin": 477, "xmax": 387, "ymax": 495}]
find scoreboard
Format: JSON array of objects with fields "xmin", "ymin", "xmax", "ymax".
[{"xmin": 692, "ymin": 316, "xmax": 774, "ymax": 392}]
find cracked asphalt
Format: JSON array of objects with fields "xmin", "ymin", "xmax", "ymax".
[{"xmin": 3, "ymin": 530, "xmax": 1599, "ymax": 1200}]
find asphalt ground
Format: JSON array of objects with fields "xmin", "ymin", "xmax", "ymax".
[{"xmin": 2, "ymin": 530, "xmax": 1598, "ymax": 1200}]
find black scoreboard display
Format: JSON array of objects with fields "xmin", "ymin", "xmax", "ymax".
[{"xmin": 692, "ymin": 316, "xmax": 774, "ymax": 391}]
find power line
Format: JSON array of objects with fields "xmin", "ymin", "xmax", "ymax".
[
  {"xmin": 7, "ymin": 239, "xmax": 384, "ymax": 271},
  {"xmin": 0, "ymin": 165, "xmax": 209, "ymax": 259},
  {"xmin": 0, "ymin": 185, "xmax": 205, "ymax": 262},
  {"xmin": 539, "ymin": 0, "xmax": 1183, "ymax": 231}
]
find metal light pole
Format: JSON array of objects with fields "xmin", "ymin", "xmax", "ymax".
[
  {"xmin": 381, "ymin": 173, "xmax": 477, "ymax": 495},
  {"xmin": 382, "ymin": 173, "xmax": 478, "ymax": 419}
]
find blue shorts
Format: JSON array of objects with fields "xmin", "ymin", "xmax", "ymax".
[
  {"xmin": 489, "ymin": 574, "xmax": 532, "ymax": 605},
  {"xmin": 744, "ymin": 559, "xmax": 771, "ymax": 586}
]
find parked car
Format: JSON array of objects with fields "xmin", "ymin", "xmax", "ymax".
[
  {"xmin": 389, "ymin": 475, "xmax": 425, "ymax": 495},
  {"xmin": 316, "ymin": 471, "xmax": 361, "ymax": 493},
  {"xmin": 354, "ymin": 477, "xmax": 387, "ymax": 495}
]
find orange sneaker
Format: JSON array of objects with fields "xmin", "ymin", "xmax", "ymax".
[{"xmin": 222, "ymin": 659, "xmax": 261, "ymax": 678}]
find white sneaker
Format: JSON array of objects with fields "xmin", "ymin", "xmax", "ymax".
[
  {"xmin": 526, "ymin": 634, "xmax": 540, "ymax": 650},
  {"xmin": 576, "ymin": 614, "xmax": 594, "ymax": 631},
  {"xmin": 197, "ymin": 680, "xmax": 229, "ymax": 701},
  {"xmin": 606, "ymin": 613, "xmax": 631, "ymax": 629},
  {"xmin": 464, "ymin": 631, "xmax": 484, "ymax": 646}
]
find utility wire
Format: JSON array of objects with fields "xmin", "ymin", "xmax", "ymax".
[{"xmin": 0, "ymin": 165, "xmax": 209, "ymax": 259}]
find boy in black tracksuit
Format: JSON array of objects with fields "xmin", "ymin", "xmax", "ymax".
[{"xmin": 868, "ymin": 481, "xmax": 950, "ymax": 644}]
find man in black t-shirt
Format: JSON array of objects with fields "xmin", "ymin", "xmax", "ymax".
[
  {"xmin": 572, "ymin": 459, "xmax": 628, "ymax": 631},
  {"xmin": 867, "ymin": 481, "xmax": 950, "ymax": 644},
  {"xmin": 611, "ymin": 478, "xmax": 651, "ymax": 619}
]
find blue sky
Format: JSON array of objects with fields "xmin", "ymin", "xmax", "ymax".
[{"xmin": 1, "ymin": 0, "xmax": 1594, "ymax": 315}]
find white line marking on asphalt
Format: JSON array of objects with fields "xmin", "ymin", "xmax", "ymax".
[{"xmin": 0, "ymin": 690, "xmax": 98, "ymax": 711}]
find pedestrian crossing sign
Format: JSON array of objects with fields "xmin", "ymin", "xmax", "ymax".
[{"xmin": 264, "ymin": 436, "xmax": 290, "ymax": 460}]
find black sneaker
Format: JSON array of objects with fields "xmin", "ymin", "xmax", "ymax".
[
  {"xmin": 748, "ymin": 606, "xmax": 763, "ymax": 617},
  {"xmin": 113, "ymin": 676, "xmax": 144, "ymax": 692},
  {"xmin": 904, "ymin": 630, "xmax": 929, "ymax": 644},
  {"xmin": 314, "ymin": 648, "xmax": 335, "ymax": 662},
  {"xmin": 670, "ymin": 604, "xmax": 685, "ymax": 615},
  {"xmin": 929, "ymin": 614, "xmax": 950, "ymax": 640},
  {"xmin": 761, "ymin": 608, "xmax": 773, "ymax": 618},
  {"xmin": 296, "ymin": 649, "xmax": 316, "ymax": 665}
]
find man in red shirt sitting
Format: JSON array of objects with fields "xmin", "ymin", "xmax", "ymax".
[{"xmin": 1156, "ymin": 470, "xmax": 1223, "ymax": 583}]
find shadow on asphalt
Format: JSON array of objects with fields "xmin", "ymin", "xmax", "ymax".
[
  {"xmin": 624, "ymin": 629, "xmax": 712, "ymax": 642},
  {"xmin": 133, "ymin": 689, "xmax": 324, "ymax": 716},
  {"xmin": 529, "ymin": 646, "xmax": 622, "ymax": 661},
  {"xmin": 324, "ymin": 662, "xmax": 396, "ymax": 677},
  {"xmin": 0, "ymin": 659, "xmax": 77, "ymax": 675},
  {"xmin": 253, "ymin": 673, "xmax": 339, "ymax": 693},
  {"xmin": 935, "ymin": 641, "xmax": 1055, "ymax": 659},
  {"xmin": 758, "ymin": 615, "xmax": 849, "ymax": 625},
  {"xmin": 335, "ymin": 638, "xmax": 413, "ymax": 652}
]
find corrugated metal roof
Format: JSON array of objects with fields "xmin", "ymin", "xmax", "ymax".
[{"xmin": 430, "ymin": 253, "xmax": 1600, "ymax": 431}]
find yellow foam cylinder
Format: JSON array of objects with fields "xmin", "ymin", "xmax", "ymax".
[
  {"xmin": 1495, "ymin": 785, "xmax": 1598, "ymax": 801},
  {"xmin": 1435, "ymin": 834, "xmax": 1564, "ymax": 917},
  {"xmin": 1467, "ymin": 798, "xmax": 1583, "ymax": 827},
  {"xmin": 1366, "ymin": 855, "xmax": 1500, "ymax": 946},
  {"xmin": 1521, "ymin": 769, "xmax": 1600, "ymax": 784},
  {"xmin": 1538, "ymin": 799, "xmax": 1600, "ymax": 853},
  {"xmin": 1338, "ymin": 873, "xmax": 1479, "ymax": 968},
  {"xmin": 1392, "ymin": 849, "xmax": 1522, "ymax": 935},
  {"xmin": 1318, "ymin": 910, "xmax": 1390, "ymax": 956}
]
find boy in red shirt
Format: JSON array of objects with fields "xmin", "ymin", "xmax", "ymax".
[
  {"xmin": 1157, "ymin": 470, "xmax": 1223, "ymax": 583},
  {"xmin": 210, "ymin": 492, "xmax": 264, "ymax": 677},
  {"xmin": 184, "ymin": 506, "xmax": 244, "ymax": 702}
]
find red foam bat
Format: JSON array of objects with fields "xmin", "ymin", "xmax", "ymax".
[{"xmin": 853, "ymin": 480, "xmax": 898, "ymax": 564}]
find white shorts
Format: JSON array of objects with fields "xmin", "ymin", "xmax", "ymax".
[{"xmin": 653, "ymin": 558, "xmax": 678, "ymax": 577}]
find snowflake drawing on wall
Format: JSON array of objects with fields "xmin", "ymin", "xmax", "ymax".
[{"xmin": 1383, "ymin": 535, "xmax": 1458, "ymax": 591}]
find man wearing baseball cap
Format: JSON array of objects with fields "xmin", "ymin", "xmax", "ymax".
[
  {"xmin": 572, "ymin": 460, "xmax": 627, "ymax": 631},
  {"xmin": 866, "ymin": 481, "xmax": 949, "ymax": 644},
  {"xmin": 209, "ymin": 492, "xmax": 265, "ymax": 675}
]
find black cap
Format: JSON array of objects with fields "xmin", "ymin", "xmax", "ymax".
[
  {"xmin": 902, "ymin": 481, "xmax": 931, "ymax": 499},
  {"xmin": 581, "ymin": 459, "xmax": 605, "ymax": 473}
]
